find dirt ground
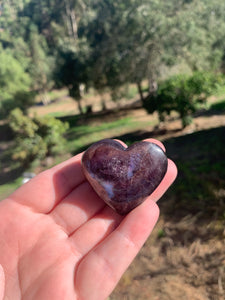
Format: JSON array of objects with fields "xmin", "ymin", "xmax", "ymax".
[
  {"xmin": 109, "ymin": 212, "xmax": 225, "ymax": 300},
  {"xmin": 29, "ymin": 92, "xmax": 225, "ymax": 138},
  {"xmin": 28, "ymin": 90, "xmax": 127, "ymax": 117}
]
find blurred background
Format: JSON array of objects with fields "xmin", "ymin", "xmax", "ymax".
[{"xmin": 0, "ymin": 0, "xmax": 225, "ymax": 299}]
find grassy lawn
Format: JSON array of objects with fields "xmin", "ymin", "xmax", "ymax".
[
  {"xmin": 66, "ymin": 115, "xmax": 156, "ymax": 154},
  {"xmin": 164, "ymin": 126, "xmax": 225, "ymax": 219}
]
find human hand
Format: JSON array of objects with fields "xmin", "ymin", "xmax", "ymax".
[{"xmin": 0, "ymin": 139, "xmax": 177, "ymax": 300}]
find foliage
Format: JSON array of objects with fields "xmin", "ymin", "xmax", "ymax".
[
  {"xmin": 0, "ymin": 91, "xmax": 35, "ymax": 120},
  {"xmin": 0, "ymin": 47, "xmax": 30, "ymax": 94},
  {"xmin": 0, "ymin": 48, "xmax": 32, "ymax": 118},
  {"xmin": 79, "ymin": 1, "xmax": 171, "ymax": 94},
  {"xmin": 8, "ymin": 108, "xmax": 69, "ymax": 166},
  {"xmin": 28, "ymin": 25, "xmax": 55, "ymax": 104},
  {"xmin": 143, "ymin": 72, "xmax": 225, "ymax": 127},
  {"xmin": 54, "ymin": 43, "xmax": 91, "ymax": 113},
  {"xmin": 34, "ymin": 114, "xmax": 69, "ymax": 155},
  {"xmin": 1, "ymin": 0, "xmax": 225, "ymax": 115}
]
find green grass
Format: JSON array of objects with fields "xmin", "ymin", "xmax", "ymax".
[
  {"xmin": 68, "ymin": 117, "xmax": 133, "ymax": 135},
  {"xmin": 164, "ymin": 126, "xmax": 225, "ymax": 219},
  {"xmin": 66, "ymin": 116, "xmax": 155, "ymax": 154},
  {"xmin": 47, "ymin": 111, "xmax": 75, "ymax": 118},
  {"xmin": 0, "ymin": 177, "xmax": 22, "ymax": 200},
  {"xmin": 210, "ymin": 99, "xmax": 225, "ymax": 111},
  {"xmin": 214, "ymin": 84, "xmax": 225, "ymax": 97}
]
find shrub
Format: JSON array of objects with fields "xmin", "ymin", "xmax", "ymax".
[
  {"xmin": 0, "ymin": 91, "xmax": 35, "ymax": 120},
  {"xmin": 11, "ymin": 135, "xmax": 48, "ymax": 165},
  {"xmin": 9, "ymin": 108, "xmax": 38, "ymax": 138},
  {"xmin": 9, "ymin": 108, "xmax": 69, "ymax": 167},
  {"xmin": 34, "ymin": 115, "xmax": 69, "ymax": 156},
  {"xmin": 143, "ymin": 72, "xmax": 225, "ymax": 128}
]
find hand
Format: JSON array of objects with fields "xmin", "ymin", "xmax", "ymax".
[{"xmin": 0, "ymin": 139, "xmax": 177, "ymax": 300}]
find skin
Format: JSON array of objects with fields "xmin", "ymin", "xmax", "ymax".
[{"xmin": 0, "ymin": 139, "xmax": 177, "ymax": 300}]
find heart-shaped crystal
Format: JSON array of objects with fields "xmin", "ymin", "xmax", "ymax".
[{"xmin": 82, "ymin": 139, "xmax": 168, "ymax": 215}]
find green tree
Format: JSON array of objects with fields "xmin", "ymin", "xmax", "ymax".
[
  {"xmin": 165, "ymin": 0, "xmax": 225, "ymax": 72},
  {"xmin": 0, "ymin": 48, "xmax": 32, "ymax": 118},
  {"xmin": 54, "ymin": 42, "xmax": 91, "ymax": 114},
  {"xmin": 143, "ymin": 71, "xmax": 225, "ymax": 128},
  {"xmin": 80, "ymin": 0, "xmax": 177, "ymax": 102},
  {"xmin": 2, "ymin": 0, "xmax": 225, "ymax": 115},
  {"xmin": 28, "ymin": 25, "xmax": 55, "ymax": 104},
  {"xmin": 20, "ymin": 0, "xmax": 89, "ymax": 50}
]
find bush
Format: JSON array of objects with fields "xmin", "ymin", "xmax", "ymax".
[
  {"xmin": 0, "ymin": 91, "xmax": 35, "ymax": 120},
  {"xmin": 8, "ymin": 108, "xmax": 38, "ymax": 137},
  {"xmin": 9, "ymin": 109, "xmax": 69, "ymax": 167},
  {"xmin": 11, "ymin": 135, "xmax": 48, "ymax": 164},
  {"xmin": 34, "ymin": 115, "xmax": 69, "ymax": 156},
  {"xmin": 143, "ymin": 71, "xmax": 225, "ymax": 128}
]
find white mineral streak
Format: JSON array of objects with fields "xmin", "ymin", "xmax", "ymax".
[{"xmin": 101, "ymin": 181, "xmax": 114, "ymax": 198}]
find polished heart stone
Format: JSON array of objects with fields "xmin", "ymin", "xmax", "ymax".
[{"xmin": 82, "ymin": 139, "xmax": 168, "ymax": 215}]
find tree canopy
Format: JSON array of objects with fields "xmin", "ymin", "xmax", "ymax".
[{"xmin": 0, "ymin": 0, "xmax": 225, "ymax": 114}]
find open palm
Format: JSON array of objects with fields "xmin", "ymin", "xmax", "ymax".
[{"xmin": 0, "ymin": 139, "xmax": 177, "ymax": 300}]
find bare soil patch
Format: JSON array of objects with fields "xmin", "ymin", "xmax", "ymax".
[
  {"xmin": 29, "ymin": 96, "xmax": 77, "ymax": 117},
  {"xmin": 28, "ymin": 90, "xmax": 135, "ymax": 117},
  {"xmin": 110, "ymin": 213, "xmax": 225, "ymax": 300}
]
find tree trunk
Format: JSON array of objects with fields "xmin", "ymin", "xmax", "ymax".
[
  {"xmin": 70, "ymin": 9, "xmax": 78, "ymax": 41},
  {"xmin": 41, "ymin": 92, "xmax": 50, "ymax": 106},
  {"xmin": 101, "ymin": 98, "xmax": 107, "ymax": 111},
  {"xmin": 137, "ymin": 82, "xmax": 144, "ymax": 104},
  {"xmin": 148, "ymin": 78, "xmax": 158, "ymax": 96},
  {"xmin": 69, "ymin": 85, "xmax": 83, "ymax": 114},
  {"xmin": 64, "ymin": 0, "xmax": 78, "ymax": 46},
  {"xmin": 77, "ymin": 98, "xmax": 83, "ymax": 115}
]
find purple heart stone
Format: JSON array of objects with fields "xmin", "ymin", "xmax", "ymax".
[{"xmin": 82, "ymin": 139, "xmax": 168, "ymax": 215}]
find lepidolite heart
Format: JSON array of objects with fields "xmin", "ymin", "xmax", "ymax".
[{"xmin": 82, "ymin": 139, "xmax": 168, "ymax": 215}]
